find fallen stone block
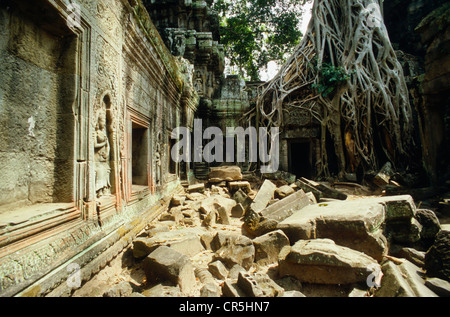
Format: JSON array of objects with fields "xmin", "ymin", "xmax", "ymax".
[
  {"xmin": 253, "ymin": 230, "xmax": 290, "ymax": 265},
  {"xmin": 260, "ymin": 189, "xmax": 316, "ymax": 222},
  {"xmin": 228, "ymin": 181, "xmax": 252, "ymax": 194},
  {"xmin": 221, "ymin": 280, "xmax": 245, "ymax": 297},
  {"xmin": 200, "ymin": 282, "xmax": 222, "ymax": 297},
  {"xmin": 262, "ymin": 170, "xmax": 296, "ymax": 184},
  {"xmin": 243, "ymin": 190, "xmax": 317, "ymax": 238},
  {"xmin": 278, "ymin": 239, "xmax": 379, "ymax": 285},
  {"xmin": 299, "ymin": 177, "xmax": 347, "ymax": 200},
  {"xmin": 375, "ymin": 260, "xmax": 438, "ymax": 297},
  {"xmin": 199, "ymin": 195, "xmax": 237, "ymax": 216},
  {"xmin": 208, "ymin": 260, "xmax": 228, "ymax": 280},
  {"xmin": 143, "ymin": 246, "xmax": 196, "ymax": 295},
  {"xmin": 281, "ymin": 290, "xmax": 306, "ymax": 297},
  {"xmin": 415, "ymin": 209, "xmax": 441, "ymax": 245},
  {"xmin": 425, "ymin": 278, "xmax": 450, "ymax": 297},
  {"xmin": 295, "ymin": 179, "xmax": 323, "ymax": 200},
  {"xmin": 373, "ymin": 162, "xmax": 394, "ymax": 188},
  {"xmin": 213, "ymin": 235, "xmax": 255, "ymax": 270},
  {"xmin": 237, "ymin": 271, "xmax": 284, "ymax": 297},
  {"xmin": 208, "ymin": 166, "xmax": 243, "ymax": 183},
  {"xmin": 425, "ymin": 228, "xmax": 450, "ymax": 282},
  {"xmin": 171, "ymin": 194, "xmax": 186, "ymax": 206},
  {"xmin": 231, "ymin": 203, "xmax": 245, "ymax": 218},
  {"xmin": 232, "ymin": 189, "xmax": 253, "ymax": 211},
  {"xmin": 277, "ymin": 198, "xmax": 388, "ymax": 260},
  {"xmin": 250, "ymin": 180, "xmax": 277, "ymax": 213},
  {"xmin": 132, "ymin": 228, "xmax": 205, "ymax": 259},
  {"xmin": 275, "ymin": 185, "xmax": 295, "ymax": 199},
  {"xmin": 103, "ymin": 281, "xmax": 134, "ymax": 297},
  {"xmin": 217, "ymin": 206, "xmax": 231, "ymax": 225},
  {"xmin": 394, "ymin": 247, "xmax": 426, "ymax": 267},
  {"xmin": 187, "ymin": 183, "xmax": 206, "ymax": 193},
  {"xmin": 375, "ymin": 195, "xmax": 417, "ymax": 222},
  {"xmin": 186, "ymin": 192, "xmax": 207, "ymax": 201},
  {"xmin": 142, "ymin": 284, "xmax": 183, "ymax": 297},
  {"xmin": 385, "ymin": 218, "xmax": 422, "ymax": 244}
]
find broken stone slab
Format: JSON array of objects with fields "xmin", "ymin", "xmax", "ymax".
[
  {"xmin": 281, "ymin": 290, "xmax": 306, "ymax": 297},
  {"xmin": 221, "ymin": 280, "xmax": 245, "ymax": 297},
  {"xmin": 394, "ymin": 247, "xmax": 426, "ymax": 267},
  {"xmin": 199, "ymin": 195, "xmax": 237, "ymax": 215},
  {"xmin": 262, "ymin": 170, "xmax": 297, "ymax": 184},
  {"xmin": 213, "ymin": 234, "xmax": 255, "ymax": 270},
  {"xmin": 277, "ymin": 198, "xmax": 388, "ymax": 261},
  {"xmin": 299, "ymin": 177, "xmax": 347, "ymax": 201},
  {"xmin": 200, "ymin": 282, "xmax": 222, "ymax": 297},
  {"xmin": 103, "ymin": 281, "xmax": 134, "ymax": 297},
  {"xmin": 375, "ymin": 195, "xmax": 417, "ymax": 222},
  {"xmin": 249, "ymin": 180, "xmax": 277, "ymax": 213},
  {"xmin": 237, "ymin": 271, "xmax": 284, "ymax": 297},
  {"xmin": 295, "ymin": 179, "xmax": 323, "ymax": 200},
  {"xmin": 186, "ymin": 192, "xmax": 208, "ymax": 201},
  {"xmin": 187, "ymin": 183, "xmax": 206, "ymax": 193},
  {"xmin": 373, "ymin": 162, "xmax": 394, "ymax": 188},
  {"xmin": 253, "ymin": 230, "xmax": 290, "ymax": 265},
  {"xmin": 385, "ymin": 218, "xmax": 422, "ymax": 244},
  {"xmin": 424, "ymin": 277, "xmax": 450, "ymax": 297},
  {"xmin": 260, "ymin": 189, "xmax": 317, "ymax": 222},
  {"xmin": 143, "ymin": 246, "xmax": 196, "ymax": 295},
  {"xmin": 228, "ymin": 181, "xmax": 252, "ymax": 194},
  {"xmin": 217, "ymin": 206, "xmax": 231, "ymax": 225},
  {"xmin": 171, "ymin": 194, "xmax": 186, "ymax": 206},
  {"xmin": 415, "ymin": 209, "xmax": 441, "ymax": 245},
  {"xmin": 243, "ymin": 189, "xmax": 316, "ymax": 238},
  {"xmin": 208, "ymin": 166, "xmax": 243, "ymax": 183},
  {"xmin": 274, "ymin": 185, "xmax": 295, "ymax": 199},
  {"xmin": 208, "ymin": 260, "xmax": 228, "ymax": 280},
  {"xmin": 375, "ymin": 260, "xmax": 438, "ymax": 297},
  {"xmin": 132, "ymin": 228, "xmax": 205, "ymax": 259},
  {"xmin": 142, "ymin": 284, "xmax": 183, "ymax": 297},
  {"xmin": 278, "ymin": 239, "xmax": 379, "ymax": 285},
  {"xmin": 231, "ymin": 203, "xmax": 245, "ymax": 218},
  {"xmin": 424, "ymin": 228, "xmax": 450, "ymax": 282},
  {"xmin": 232, "ymin": 189, "xmax": 253, "ymax": 211}
]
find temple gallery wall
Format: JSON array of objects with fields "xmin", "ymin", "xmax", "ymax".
[{"xmin": 0, "ymin": 0, "xmax": 200, "ymax": 297}]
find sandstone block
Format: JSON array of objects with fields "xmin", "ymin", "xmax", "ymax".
[
  {"xmin": 143, "ymin": 246, "xmax": 196, "ymax": 294},
  {"xmin": 277, "ymin": 198, "xmax": 388, "ymax": 260},
  {"xmin": 278, "ymin": 239, "xmax": 379, "ymax": 285},
  {"xmin": 253, "ymin": 230, "xmax": 290, "ymax": 265},
  {"xmin": 250, "ymin": 180, "xmax": 277, "ymax": 213},
  {"xmin": 208, "ymin": 166, "xmax": 243, "ymax": 183}
]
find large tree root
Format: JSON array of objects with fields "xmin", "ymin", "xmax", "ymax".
[{"xmin": 250, "ymin": 0, "xmax": 415, "ymax": 178}]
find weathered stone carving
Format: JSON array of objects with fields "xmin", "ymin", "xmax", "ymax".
[{"xmin": 94, "ymin": 109, "xmax": 112, "ymax": 198}]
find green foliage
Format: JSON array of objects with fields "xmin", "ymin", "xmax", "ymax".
[
  {"xmin": 312, "ymin": 62, "xmax": 352, "ymax": 98},
  {"xmin": 214, "ymin": 0, "xmax": 311, "ymax": 81}
]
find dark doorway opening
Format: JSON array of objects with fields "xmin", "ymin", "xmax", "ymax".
[
  {"xmin": 132, "ymin": 123, "xmax": 149, "ymax": 186},
  {"xmin": 288, "ymin": 141, "xmax": 313, "ymax": 179}
]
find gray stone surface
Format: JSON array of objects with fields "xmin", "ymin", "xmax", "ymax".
[
  {"xmin": 278, "ymin": 239, "xmax": 379, "ymax": 285},
  {"xmin": 132, "ymin": 228, "xmax": 205, "ymax": 259},
  {"xmin": 208, "ymin": 166, "xmax": 243, "ymax": 183},
  {"xmin": 375, "ymin": 260, "xmax": 438, "ymax": 297},
  {"xmin": 143, "ymin": 246, "xmax": 196, "ymax": 295},
  {"xmin": 213, "ymin": 235, "xmax": 255, "ymax": 270},
  {"xmin": 250, "ymin": 180, "xmax": 277, "ymax": 213},
  {"xmin": 253, "ymin": 230, "xmax": 290, "ymax": 265},
  {"xmin": 277, "ymin": 198, "xmax": 388, "ymax": 260}
]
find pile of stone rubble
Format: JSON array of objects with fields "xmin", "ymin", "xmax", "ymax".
[{"xmin": 99, "ymin": 166, "xmax": 450, "ymax": 297}]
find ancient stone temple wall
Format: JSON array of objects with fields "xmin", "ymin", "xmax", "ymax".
[{"xmin": 0, "ymin": 0, "xmax": 198, "ymax": 297}]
